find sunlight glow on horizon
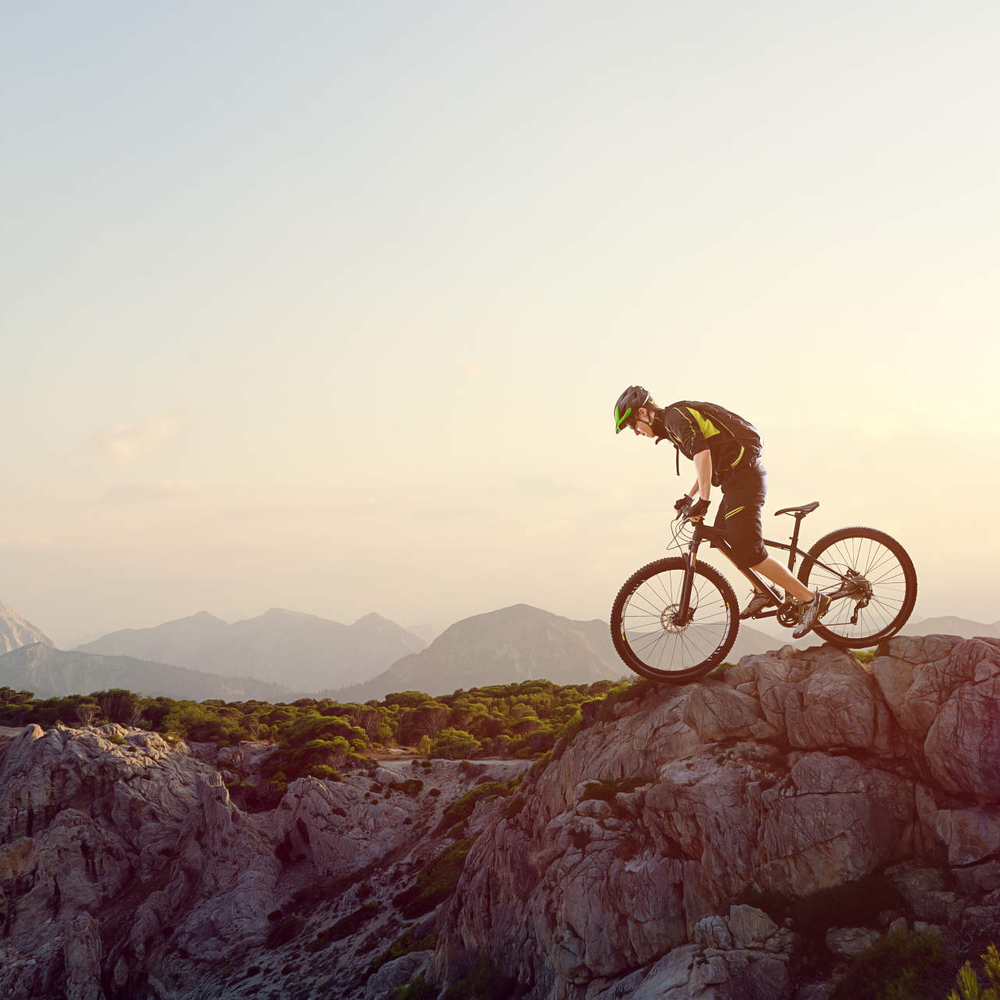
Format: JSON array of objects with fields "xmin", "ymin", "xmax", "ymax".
[{"xmin": 3, "ymin": 1, "xmax": 1000, "ymax": 645}]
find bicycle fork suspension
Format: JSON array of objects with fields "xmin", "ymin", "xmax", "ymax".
[{"xmin": 675, "ymin": 553, "xmax": 697, "ymax": 626}]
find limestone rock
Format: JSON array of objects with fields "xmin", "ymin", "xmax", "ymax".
[
  {"xmin": 434, "ymin": 637, "xmax": 1000, "ymax": 999},
  {"xmin": 364, "ymin": 950, "xmax": 433, "ymax": 999},
  {"xmin": 824, "ymin": 926, "xmax": 880, "ymax": 959},
  {"xmin": 873, "ymin": 635, "xmax": 1000, "ymax": 796},
  {"xmin": 3, "ymin": 634, "xmax": 1000, "ymax": 1000}
]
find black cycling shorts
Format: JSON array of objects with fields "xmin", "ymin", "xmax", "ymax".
[{"xmin": 713, "ymin": 459, "xmax": 768, "ymax": 568}]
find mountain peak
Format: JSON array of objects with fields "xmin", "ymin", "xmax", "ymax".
[
  {"xmin": 0, "ymin": 600, "xmax": 54, "ymax": 654},
  {"xmin": 75, "ymin": 607, "xmax": 425, "ymax": 693},
  {"xmin": 353, "ymin": 612, "xmax": 390, "ymax": 625}
]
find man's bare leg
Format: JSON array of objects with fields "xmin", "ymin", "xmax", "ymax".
[{"xmin": 750, "ymin": 556, "xmax": 813, "ymax": 603}]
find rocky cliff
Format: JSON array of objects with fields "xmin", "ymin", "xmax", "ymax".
[
  {"xmin": 433, "ymin": 634, "xmax": 1000, "ymax": 998},
  {"xmin": 0, "ymin": 635, "xmax": 998, "ymax": 1000}
]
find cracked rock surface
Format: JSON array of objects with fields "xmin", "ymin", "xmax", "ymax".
[
  {"xmin": 1, "ymin": 635, "xmax": 998, "ymax": 1000},
  {"xmin": 434, "ymin": 637, "xmax": 1000, "ymax": 999}
]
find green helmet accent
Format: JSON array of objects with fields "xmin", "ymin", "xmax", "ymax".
[{"xmin": 614, "ymin": 385, "xmax": 651, "ymax": 434}]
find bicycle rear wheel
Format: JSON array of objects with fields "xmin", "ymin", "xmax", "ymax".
[
  {"xmin": 610, "ymin": 557, "xmax": 740, "ymax": 682},
  {"xmin": 796, "ymin": 526, "xmax": 917, "ymax": 647}
]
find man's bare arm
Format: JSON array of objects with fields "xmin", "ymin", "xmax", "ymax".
[{"xmin": 693, "ymin": 451, "xmax": 712, "ymax": 500}]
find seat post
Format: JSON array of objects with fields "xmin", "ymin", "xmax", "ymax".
[{"xmin": 787, "ymin": 513, "xmax": 806, "ymax": 571}]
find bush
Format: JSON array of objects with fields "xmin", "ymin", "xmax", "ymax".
[
  {"xmin": 363, "ymin": 928, "xmax": 437, "ymax": 981},
  {"xmin": 830, "ymin": 928, "xmax": 950, "ymax": 1000},
  {"xmin": 434, "ymin": 781, "xmax": 515, "ymax": 835},
  {"xmin": 394, "ymin": 840, "xmax": 473, "ymax": 919},
  {"xmin": 390, "ymin": 976, "xmax": 437, "ymax": 1000},
  {"xmin": 265, "ymin": 915, "xmax": 302, "ymax": 949},
  {"xmin": 948, "ymin": 943, "xmax": 1000, "ymax": 1000},
  {"xmin": 431, "ymin": 728, "xmax": 483, "ymax": 760},
  {"xmin": 304, "ymin": 902, "xmax": 378, "ymax": 952}
]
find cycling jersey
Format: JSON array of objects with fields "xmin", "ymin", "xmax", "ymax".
[{"xmin": 653, "ymin": 401, "xmax": 763, "ymax": 488}]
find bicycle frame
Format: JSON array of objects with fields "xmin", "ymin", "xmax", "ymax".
[{"xmin": 675, "ymin": 515, "xmax": 867, "ymax": 624}]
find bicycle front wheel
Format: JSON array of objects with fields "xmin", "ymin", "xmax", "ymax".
[
  {"xmin": 796, "ymin": 526, "xmax": 917, "ymax": 647},
  {"xmin": 611, "ymin": 557, "xmax": 740, "ymax": 682}
]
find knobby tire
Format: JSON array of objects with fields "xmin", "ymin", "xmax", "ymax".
[
  {"xmin": 796, "ymin": 526, "xmax": 917, "ymax": 647},
  {"xmin": 610, "ymin": 557, "xmax": 740, "ymax": 682}
]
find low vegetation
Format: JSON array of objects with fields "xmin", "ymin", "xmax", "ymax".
[
  {"xmin": 948, "ymin": 943, "xmax": 1000, "ymax": 1000},
  {"xmin": 394, "ymin": 839, "xmax": 475, "ymax": 919},
  {"xmin": 0, "ymin": 677, "xmax": 623, "ymax": 774},
  {"xmin": 831, "ymin": 928, "xmax": 951, "ymax": 999}
]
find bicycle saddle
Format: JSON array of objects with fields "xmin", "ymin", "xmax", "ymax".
[{"xmin": 774, "ymin": 501, "xmax": 819, "ymax": 517}]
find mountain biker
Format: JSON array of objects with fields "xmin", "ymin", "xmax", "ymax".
[{"xmin": 613, "ymin": 385, "xmax": 831, "ymax": 639}]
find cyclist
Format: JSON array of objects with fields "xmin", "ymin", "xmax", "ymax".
[{"xmin": 613, "ymin": 385, "xmax": 831, "ymax": 639}]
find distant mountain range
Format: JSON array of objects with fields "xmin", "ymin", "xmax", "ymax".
[
  {"xmin": 3, "ymin": 595, "xmax": 997, "ymax": 704},
  {"xmin": 76, "ymin": 608, "xmax": 426, "ymax": 691},
  {"xmin": 900, "ymin": 616, "xmax": 1000, "ymax": 639},
  {"xmin": 0, "ymin": 643, "xmax": 297, "ymax": 701},
  {"xmin": 0, "ymin": 600, "xmax": 53, "ymax": 653},
  {"xmin": 330, "ymin": 603, "xmax": 787, "ymax": 701}
]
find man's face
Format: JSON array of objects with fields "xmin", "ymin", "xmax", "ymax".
[{"xmin": 633, "ymin": 406, "xmax": 655, "ymax": 438}]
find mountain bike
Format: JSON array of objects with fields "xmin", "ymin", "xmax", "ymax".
[{"xmin": 610, "ymin": 501, "xmax": 917, "ymax": 682}]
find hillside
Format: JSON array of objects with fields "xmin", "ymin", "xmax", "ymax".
[
  {"xmin": 0, "ymin": 599, "xmax": 52, "ymax": 653},
  {"xmin": 0, "ymin": 643, "xmax": 298, "ymax": 701},
  {"xmin": 333, "ymin": 603, "xmax": 781, "ymax": 701},
  {"xmin": 0, "ymin": 634, "xmax": 996, "ymax": 998},
  {"xmin": 903, "ymin": 615, "xmax": 1000, "ymax": 639},
  {"xmin": 77, "ymin": 608, "xmax": 426, "ymax": 691}
]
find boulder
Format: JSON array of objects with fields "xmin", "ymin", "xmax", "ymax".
[{"xmin": 434, "ymin": 637, "xmax": 1000, "ymax": 999}]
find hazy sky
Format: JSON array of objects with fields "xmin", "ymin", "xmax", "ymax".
[{"xmin": 4, "ymin": 1, "xmax": 998, "ymax": 647}]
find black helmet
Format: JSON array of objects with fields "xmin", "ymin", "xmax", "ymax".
[{"xmin": 614, "ymin": 385, "xmax": 653, "ymax": 434}]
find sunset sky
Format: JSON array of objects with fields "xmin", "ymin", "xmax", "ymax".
[{"xmin": 4, "ymin": 1, "xmax": 998, "ymax": 647}]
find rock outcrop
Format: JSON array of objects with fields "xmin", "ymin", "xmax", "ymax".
[
  {"xmin": 433, "ymin": 635, "xmax": 1000, "ymax": 999},
  {"xmin": 0, "ymin": 635, "xmax": 998, "ymax": 1000},
  {"xmin": 0, "ymin": 721, "xmax": 526, "ymax": 999}
]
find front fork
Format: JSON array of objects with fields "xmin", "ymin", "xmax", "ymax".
[
  {"xmin": 676, "ymin": 550, "xmax": 697, "ymax": 625},
  {"xmin": 674, "ymin": 522, "xmax": 708, "ymax": 626}
]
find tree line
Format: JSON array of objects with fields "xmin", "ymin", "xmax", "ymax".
[{"xmin": 0, "ymin": 677, "xmax": 627, "ymax": 778}]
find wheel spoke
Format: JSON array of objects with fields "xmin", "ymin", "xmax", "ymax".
[
  {"xmin": 800, "ymin": 528, "xmax": 916, "ymax": 645},
  {"xmin": 614, "ymin": 561, "xmax": 736, "ymax": 678}
]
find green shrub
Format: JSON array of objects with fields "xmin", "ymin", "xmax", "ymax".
[
  {"xmin": 390, "ymin": 976, "xmax": 437, "ymax": 1000},
  {"xmin": 434, "ymin": 780, "xmax": 516, "ymax": 835},
  {"xmin": 503, "ymin": 795, "xmax": 526, "ymax": 820},
  {"xmin": 362, "ymin": 928, "xmax": 437, "ymax": 982},
  {"xmin": 394, "ymin": 840, "xmax": 473, "ymax": 919},
  {"xmin": 948, "ymin": 943, "xmax": 1000, "ymax": 1000},
  {"xmin": 430, "ymin": 727, "xmax": 483, "ymax": 759},
  {"xmin": 265, "ymin": 915, "xmax": 302, "ymax": 949},
  {"xmin": 831, "ymin": 928, "xmax": 949, "ymax": 1000},
  {"xmin": 304, "ymin": 902, "xmax": 378, "ymax": 952},
  {"xmin": 308, "ymin": 765, "xmax": 341, "ymax": 781}
]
